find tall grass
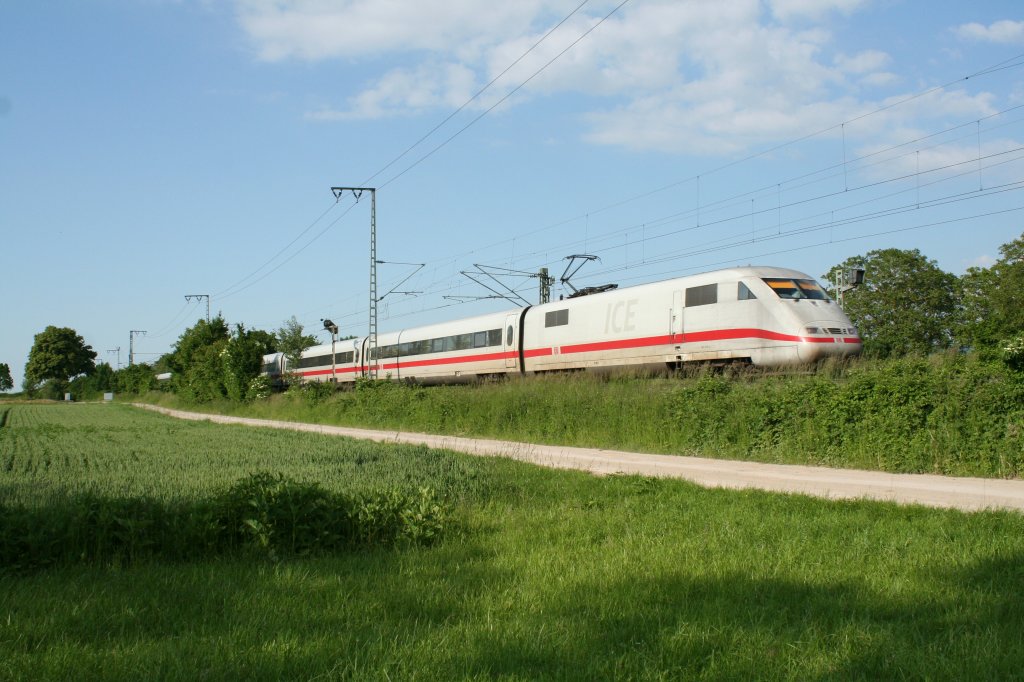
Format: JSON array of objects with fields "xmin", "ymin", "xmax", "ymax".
[
  {"xmin": 165, "ymin": 352, "xmax": 1024, "ymax": 478},
  {"xmin": 2, "ymin": 404, "xmax": 1024, "ymax": 679},
  {"xmin": 0, "ymin": 473, "xmax": 446, "ymax": 571}
]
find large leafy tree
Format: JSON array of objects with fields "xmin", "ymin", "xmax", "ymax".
[
  {"xmin": 24, "ymin": 326, "xmax": 97, "ymax": 394},
  {"xmin": 248, "ymin": 329, "xmax": 279, "ymax": 356},
  {"xmin": 168, "ymin": 317, "xmax": 270, "ymax": 402},
  {"xmin": 222, "ymin": 324, "xmax": 267, "ymax": 401},
  {"xmin": 824, "ymin": 248, "xmax": 958, "ymax": 357},
  {"xmin": 0, "ymin": 363, "xmax": 13, "ymax": 392},
  {"xmin": 957, "ymin": 231, "xmax": 1024, "ymax": 349},
  {"xmin": 276, "ymin": 316, "xmax": 318, "ymax": 377},
  {"xmin": 114, "ymin": 363, "xmax": 157, "ymax": 395},
  {"xmin": 168, "ymin": 315, "xmax": 230, "ymax": 375}
]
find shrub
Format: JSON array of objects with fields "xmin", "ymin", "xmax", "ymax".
[{"xmin": 0, "ymin": 473, "xmax": 449, "ymax": 572}]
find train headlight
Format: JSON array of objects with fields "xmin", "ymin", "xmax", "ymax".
[{"xmin": 804, "ymin": 326, "xmax": 822, "ymax": 335}]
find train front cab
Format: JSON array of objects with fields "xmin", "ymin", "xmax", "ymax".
[
  {"xmin": 652, "ymin": 268, "xmax": 862, "ymax": 368},
  {"xmin": 755, "ymin": 276, "xmax": 862, "ymax": 363}
]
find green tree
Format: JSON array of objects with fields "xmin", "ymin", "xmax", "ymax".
[
  {"xmin": 114, "ymin": 363, "xmax": 157, "ymax": 395},
  {"xmin": 276, "ymin": 316, "xmax": 318, "ymax": 381},
  {"xmin": 181, "ymin": 343, "xmax": 229, "ymax": 402},
  {"xmin": 169, "ymin": 316, "xmax": 231, "ymax": 401},
  {"xmin": 0, "ymin": 363, "xmax": 12, "ymax": 392},
  {"xmin": 168, "ymin": 315, "xmax": 231, "ymax": 375},
  {"xmin": 824, "ymin": 248, "xmax": 957, "ymax": 357},
  {"xmin": 69, "ymin": 362, "xmax": 115, "ymax": 399},
  {"xmin": 222, "ymin": 324, "xmax": 266, "ymax": 402},
  {"xmin": 957, "ymin": 231, "xmax": 1024, "ymax": 349},
  {"xmin": 168, "ymin": 318, "xmax": 270, "ymax": 403},
  {"xmin": 248, "ymin": 329, "xmax": 279, "ymax": 355},
  {"xmin": 24, "ymin": 326, "xmax": 98, "ymax": 395}
]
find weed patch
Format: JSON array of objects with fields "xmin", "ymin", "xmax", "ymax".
[{"xmin": 0, "ymin": 473, "xmax": 447, "ymax": 572}]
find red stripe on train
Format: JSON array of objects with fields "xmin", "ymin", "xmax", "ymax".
[{"xmin": 296, "ymin": 327, "xmax": 861, "ymax": 377}]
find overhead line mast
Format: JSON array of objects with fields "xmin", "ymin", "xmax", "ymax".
[
  {"xmin": 129, "ymin": 330, "xmax": 147, "ymax": 366},
  {"xmin": 184, "ymin": 294, "xmax": 210, "ymax": 323},
  {"xmin": 331, "ymin": 186, "xmax": 378, "ymax": 379}
]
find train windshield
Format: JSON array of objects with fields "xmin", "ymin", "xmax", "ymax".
[{"xmin": 763, "ymin": 278, "xmax": 830, "ymax": 300}]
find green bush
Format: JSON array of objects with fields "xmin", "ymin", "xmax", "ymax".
[
  {"xmin": 0, "ymin": 473, "xmax": 448, "ymax": 572},
  {"xmin": 665, "ymin": 354, "xmax": 1024, "ymax": 476}
]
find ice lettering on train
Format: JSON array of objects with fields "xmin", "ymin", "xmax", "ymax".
[{"xmin": 605, "ymin": 299, "xmax": 638, "ymax": 334}]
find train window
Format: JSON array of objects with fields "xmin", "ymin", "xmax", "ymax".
[
  {"xmin": 507, "ymin": 325, "xmax": 514, "ymax": 346},
  {"xmin": 738, "ymin": 282, "xmax": 757, "ymax": 300},
  {"xmin": 685, "ymin": 283, "xmax": 718, "ymax": 307},
  {"xmin": 334, "ymin": 351, "xmax": 354, "ymax": 364},
  {"xmin": 490, "ymin": 329, "xmax": 503, "ymax": 346},
  {"xmin": 473, "ymin": 331, "xmax": 487, "ymax": 348},
  {"xmin": 431, "ymin": 338, "xmax": 445, "ymax": 353},
  {"xmin": 545, "ymin": 309, "xmax": 569, "ymax": 327},
  {"xmin": 797, "ymin": 280, "xmax": 829, "ymax": 300},
  {"xmin": 763, "ymin": 278, "xmax": 829, "ymax": 300},
  {"xmin": 298, "ymin": 353, "xmax": 332, "ymax": 369},
  {"xmin": 454, "ymin": 334, "xmax": 473, "ymax": 350}
]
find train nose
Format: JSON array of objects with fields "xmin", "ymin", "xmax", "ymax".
[{"xmin": 798, "ymin": 323, "xmax": 862, "ymax": 362}]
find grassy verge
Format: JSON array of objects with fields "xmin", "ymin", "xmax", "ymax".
[
  {"xmin": 2, "ymin": 403, "xmax": 1023, "ymax": 679},
  {"xmin": 146, "ymin": 352, "xmax": 1024, "ymax": 478}
]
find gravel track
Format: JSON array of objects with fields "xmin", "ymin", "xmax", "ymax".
[{"xmin": 133, "ymin": 403, "xmax": 1024, "ymax": 513}]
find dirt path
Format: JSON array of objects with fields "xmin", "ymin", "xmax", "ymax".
[{"xmin": 133, "ymin": 403, "xmax": 1024, "ymax": 513}]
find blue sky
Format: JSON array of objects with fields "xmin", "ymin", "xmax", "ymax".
[{"xmin": 3, "ymin": 0, "xmax": 1024, "ymax": 389}]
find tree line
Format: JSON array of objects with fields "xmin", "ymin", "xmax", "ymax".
[
  {"xmin": 826, "ymin": 231, "xmax": 1023, "ymax": 359},
  {"xmin": 9, "ymin": 316, "xmax": 322, "ymax": 402},
  {"xmin": 5, "ymin": 230, "xmax": 1023, "ymax": 400}
]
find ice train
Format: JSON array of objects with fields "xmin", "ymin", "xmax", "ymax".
[{"xmin": 261, "ymin": 266, "xmax": 862, "ymax": 385}]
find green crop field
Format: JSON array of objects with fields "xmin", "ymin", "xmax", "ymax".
[{"xmin": 2, "ymin": 402, "xmax": 1023, "ymax": 680}]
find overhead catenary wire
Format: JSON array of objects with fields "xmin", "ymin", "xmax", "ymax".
[
  {"xmin": 231, "ymin": 42, "xmax": 1024, "ymax": 317},
  {"xmin": 428, "ymin": 53, "xmax": 1024, "ymax": 265},
  {"xmin": 488, "ymin": 134, "xmax": 1024, "ymax": 279},
  {"xmin": 166, "ymin": 1, "xmax": 615, "ymax": 336},
  {"xmin": 360, "ymin": 0, "xmax": 594, "ymax": 187},
  {"xmin": 376, "ymin": 0, "xmax": 633, "ymax": 191},
  {"xmin": 143, "ymin": 40, "xmax": 1024, "ymax": 344},
  {"xmin": 359, "ymin": 145, "xmax": 1024, "ymax": 315}
]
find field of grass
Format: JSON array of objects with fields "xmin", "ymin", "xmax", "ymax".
[
  {"xmin": 153, "ymin": 352, "xmax": 1024, "ymax": 479},
  {"xmin": 2, "ymin": 402, "xmax": 1023, "ymax": 679}
]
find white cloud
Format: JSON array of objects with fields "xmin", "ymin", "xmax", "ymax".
[
  {"xmin": 768, "ymin": 0, "xmax": 866, "ymax": 21},
  {"xmin": 966, "ymin": 254, "xmax": 996, "ymax": 269},
  {"xmin": 307, "ymin": 62, "xmax": 476, "ymax": 120},
  {"xmin": 235, "ymin": 0, "xmax": 558, "ymax": 61},
  {"xmin": 859, "ymin": 71, "xmax": 899, "ymax": 88},
  {"xmin": 835, "ymin": 50, "xmax": 890, "ymax": 75},
  {"xmin": 954, "ymin": 19, "xmax": 1024, "ymax": 45},
  {"xmin": 234, "ymin": 1, "xmax": 1019, "ymax": 157}
]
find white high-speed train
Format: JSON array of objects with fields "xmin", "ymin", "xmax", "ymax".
[{"xmin": 262, "ymin": 266, "xmax": 862, "ymax": 385}]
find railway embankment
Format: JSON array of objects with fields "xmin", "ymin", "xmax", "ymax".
[
  {"xmin": 134, "ymin": 401, "xmax": 1024, "ymax": 513},
  {"xmin": 138, "ymin": 352, "xmax": 1024, "ymax": 481}
]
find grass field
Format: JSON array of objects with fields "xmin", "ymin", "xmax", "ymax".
[{"xmin": 2, "ymin": 403, "xmax": 1024, "ymax": 680}]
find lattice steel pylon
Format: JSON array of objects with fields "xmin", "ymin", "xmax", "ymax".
[{"xmin": 331, "ymin": 186, "xmax": 378, "ymax": 379}]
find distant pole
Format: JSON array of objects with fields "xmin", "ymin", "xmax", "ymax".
[
  {"xmin": 185, "ymin": 294, "xmax": 210, "ymax": 323},
  {"xmin": 322, "ymin": 319, "xmax": 339, "ymax": 384},
  {"xmin": 331, "ymin": 186, "xmax": 377, "ymax": 379},
  {"xmin": 107, "ymin": 347, "xmax": 121, "ymax": 369},
  {"xmin": 129, "ymin": 330, "xmax": 147, "ymax": 366},
  {"xmin": 538, "ymin": 267, "xmax": 554, "ymax": 304}
]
